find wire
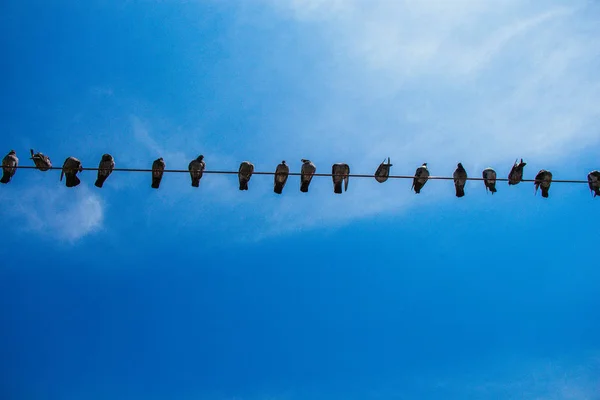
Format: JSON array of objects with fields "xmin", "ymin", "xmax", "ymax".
[{"xmin": 6, "ymin": 165, "xmax": 591, "ymax": 184}]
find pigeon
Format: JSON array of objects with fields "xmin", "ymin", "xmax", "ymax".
[
  {"xmin": 151, "ymin": 157, "xmax": 166, "ymax": 189},
  {"xmin": 188, "ymin": 155, "xmax": 206, "ymax": 188},
  {"xmin": 95, "ymin": 154, "xmax": 115, "ymax": 188},
  {"xmin": 453, "ymin": 163, "xmax": 468, "ymax": 197},
  {"xmin": 587, "ymin": 171, "xmax": 600, "ymax": 197},
  {"xmin": 412, "ymin": 163, "xmax": 429, "ymax": 194},
  {"xmin": 508, "ymin": 159, "xmax": 527, "ymax": 185},
  {"xmin": 60, "ymin": 157, "xmax": 83, "ymax": 187},
  {"xmin": 374, "ymin": 157, "xmax": 392, "ymax": 183},
  {"xmin": 482, "ymin": 168, "xmax": 497, "ymax": 194},
  {"xmin": 300, "ymin": 159, "xmax": 316, "ymax": 192},
  {"xmin": 274, "ymin": 161, "xmax": 289, "ymax": 194},
  {"xmin": 238, "ymin": 161, "xmax": 254, "ymax": 190},
  {"xmin": 534, "ymin": 170, "xmax": 553, "ymax": 198},
  {"xmin": 30, "ymin": 149, "xmax": 52, "ymax": 171},
  {"xmin": 332, "ymin": 163, "xmax": 350, "ymax": 194},
  {"xmin": 1, "ymin": 150, "xmax": 18, "ymax": 184}
]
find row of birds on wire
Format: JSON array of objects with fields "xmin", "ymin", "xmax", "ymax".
[{"xmin": 2, "ymin": 149, "xmax": 600, "ymax": 198}]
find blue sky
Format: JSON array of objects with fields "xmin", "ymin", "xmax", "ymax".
[{"xmin": 1, "ymin": 0, "xmax": 600, "ymax": 399}]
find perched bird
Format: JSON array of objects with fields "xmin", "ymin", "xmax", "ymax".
[
  {"xmin": 1, "ymin": 150, "xmax": 18, "ymax": 184},
  {"xmin": 300, "ymin": 159, "xmax": 316, "ymax": 193},
  {"xmin": 587, "ymin": 171, "xmax": 600, "ymax": 197},
  {"xmin": 332, "ymin": 163, "xmax": 350, "ymax": 194},
  {"xmin": 188, "ymin": 155, "xmax": 206, "ymax": 188},
  {"xmin": 412, "ymin": 163, "xmax": 429, "ymax": 194},
  {"xmin": 151, "ymin": 157, "xmax": 166, "ymax": 189},
  {"xmin": 238, "ymin": 161, "xmax": 254, "ymax": 190},
  {"xmin": 60, "ymin": 157, "xmax": 83, "ymax": 187},
  {"xmin": 534, "ymin": 170, "xmax": 553, "ymax": 198},
  {"xmin": 453, "ymin": 163, "xmax": 468, "ymax": 197},
  {"xmin": 374, "ymin": 157, "xmax": 392, "ymax": 183},
  {"xmin": 95, "ymin": 154, "xmax": 115, "ymax": 188},
  {"xmin": 508, "ymin": 159, "xmax": 527, "ymax": 185},
  {"xmin": 482, "ymin": 167, "xmax": 497, "ymax": 194},
  {"xmin": 30, "ymin": 149, "xmax": 52, "ymax": 171},
  {"xmin": 274, "ymin": 161, "xmax": 289, "ymax": 194}
]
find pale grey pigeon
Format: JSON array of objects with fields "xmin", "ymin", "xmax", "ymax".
[
  {"xmin": 482, "ymin": 167, "xmax": 497, "ymax": 194},
  {"xmin": 238, "ymin": 161, "xmax": 254, "ymax": 190},
  {"xmin": 453, "ymin": 163, "xmax": 467, "ymax": 197},
  {"xmin": 30, "ymin": 149, "xmax": 52, "ymax": 171},
  {"xmin": 508, "ymin": 159, "xmax": 527, "ymax": 185},
  {"xmin": 61, "ymin": 157, "xmax": 83, "ymax": 188},
  {"xmin": 1, "ymin": 150, "xmax": 18, "ymax": 184},
  {"xmin": 151, "ymin": 158, "xmax": 166, "ymax": 189},
  {"xmin": 374, "ymin": 158, "xmax": 392, "ymax": 183},
  {"xmin": 412, "ymin": 163, "xmax": 429, "ymax": 194},
  {"xmin": 332, "ymin": 163, "xmax": 350, "ymax": 194},
  {"xmin": 534, "ymin": 170, "xmax": 553, "ymax": 198},
  {"xmin": 188, "ymin": 155, "xmax": 206, "ymax": 188},
  {"xmin": 588, "ymin": 171, "xmax": 600, "ymax": 197},
  {"xmin": 95, "ymin": 154, "xmax": 115, "ymax": 188},
  {"xmin": 300, "ymin": 159, "xmax": 316, "ymax": 193},
  {"xmin": 274, "ymin": 161, "xmax": 289, "ymax": 194}
]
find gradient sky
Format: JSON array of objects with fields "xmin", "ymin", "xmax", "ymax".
[{"xmin": 1, "ymin": 1, "xmax": 600, "ymax": 399}]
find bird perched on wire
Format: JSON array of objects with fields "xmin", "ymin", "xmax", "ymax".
[
  {"xmin": 238, "ymin": 161, "xmax": 254, "ymax": 190},
  {"xmin": 151, "ymin": 158, "xmax": 166, "ymax": 189},
  {"xmin": 188, "ymin": 155, "xmax": 206, "ymax": 188},
  {"xmin": 453, "ymin": 163, "xmax": 468, "ymax": 197},
  {"xmin": 587, "ymin": 171, "xmax": 600, "ymax": 197},
  {"xmin": 332, "ymin": 163, "xmax": 350, "ymax": 194},
  {"xmin": 300, "ymin": 159, "xmax": 316, "ymax": 193},
  {"xmin": 61, "ymin": 157, "xmax": 83, "ymax": 187},
  {"xmin": 482, "ymin": 167, "xmax": 497, "ymax": 194},
  {"xmin": 412, "ymin": 163, "xmax": 429, "ymax": 194},
  {"xmin": 274, "ymin": 161, "xmax": 289, "ymax": 194},
  {"xmin": 1, "ymin": 150, "xmax": 18, "ymax": 184},
  {"xmin": 508, "ymin": 159, "xmax": 527, "ymax": 185},
  {"xmin": 30, "ymin": 149, "xmax": 52, "ymax": 171},
  {"xmin": 95, "ymin": 154, "xmax": 115, "ymax": 188},
  {"xmin": 374, "ymin": 158, "xmax": 392, "ymax": 183},
  {"xmin": 534, "ymin": 170, "xmax": 553, "ymax": 198}
]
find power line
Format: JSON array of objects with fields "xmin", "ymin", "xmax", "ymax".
[{"xmin": 5, "ymin": 165, "xmax": 591, "ymax": 184}]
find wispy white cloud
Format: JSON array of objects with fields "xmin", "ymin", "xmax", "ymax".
[{"xmin": 0, "ymin": 178, "xmax": 103, "ymax": 243}]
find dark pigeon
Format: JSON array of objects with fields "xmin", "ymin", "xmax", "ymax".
[
  {"xmin": 95, "ymin": 154, "xmax": 115, "ymax": 188},
  {"xmin": 274, "ymin": 161, "xmax": 289, "ymax": 194},
  {"xmin": 1, "ymin": 150, "xmax": 18, "ymax": 184}
]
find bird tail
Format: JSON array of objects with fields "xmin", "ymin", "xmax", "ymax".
[
  {"xmin": 191, "ymin": 178, "xmax": 200, "ymax": 188},
  {"xmin": 334, "ymin": 182, "xmax": 342, "ymax": 194},
  {"xmin": 151, "ymin": 176, "xmax": 162, "ymax": 189},
  {"xmin": 300, "ymin": 181, "xmax": 309, "ymax": 192},
  {"xmin": 489, "ymin": 183, "xmax": 497, "ymax": 194},
  {"xmin": 456, "ymin": 186, "xmax": 465, "ymax": 197},
  {"xmin": 239, "ymin": 180, "xmax": 248, "ymax": 190},
  {"xmin": 413, "ymin": 183, "xmax": 421, "ymax": 194},
  {"xmin": 274, "ymin": 182, "xmax": 283, "ymax": 194},
  {"xmin": 541, "ymin": 187, "xmax": 549, "ymax": 198},
  {"xmin": 66, "ymin": 174, "xmax": 80, "ymax": 188},
  {"xmin": 594, "ymin": 188, "xmax": 600, "ymax": 197},
  {"xmin": 0, "ymin": 172, "xmax": 10, "ymax": 184},
  {"xmin": 95, "ymin": 176, "xmax": 106, "ymax": 188}
]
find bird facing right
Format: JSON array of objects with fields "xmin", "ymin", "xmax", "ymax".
[
  {"xmin": 588, "ymin": 171, "xmax": 600, "ymax": 197},
  {"xmin": 95, "ymin": 154, "xmax": 115, "ymax": 188}
]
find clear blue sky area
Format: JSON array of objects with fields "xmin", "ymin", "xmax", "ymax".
[{"xmin": 1, "ymin": 1, "xmax": 599, "ymax": 399}]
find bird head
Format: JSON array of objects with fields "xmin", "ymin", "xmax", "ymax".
[
  {"xmin": 9, "ymin": 150, "xmax": 15, "ymax": 155},
  {"xmin": 198, "ymin": 155, "xmax": 204, "ymax": 161},
  {"xmin": 301, "ymin": 159, "xmax": 309, "ymax": 163},
  {"xmin": 457, "ymin": 162, "xmax": 463, "ymax": 168},
  {"xmin": 423, "ymin": 162, "xmax": 427, "ymax": 166},
  {"xmin": 282, "ymin": 160, "xmax": 286, "ymax": 164}
]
